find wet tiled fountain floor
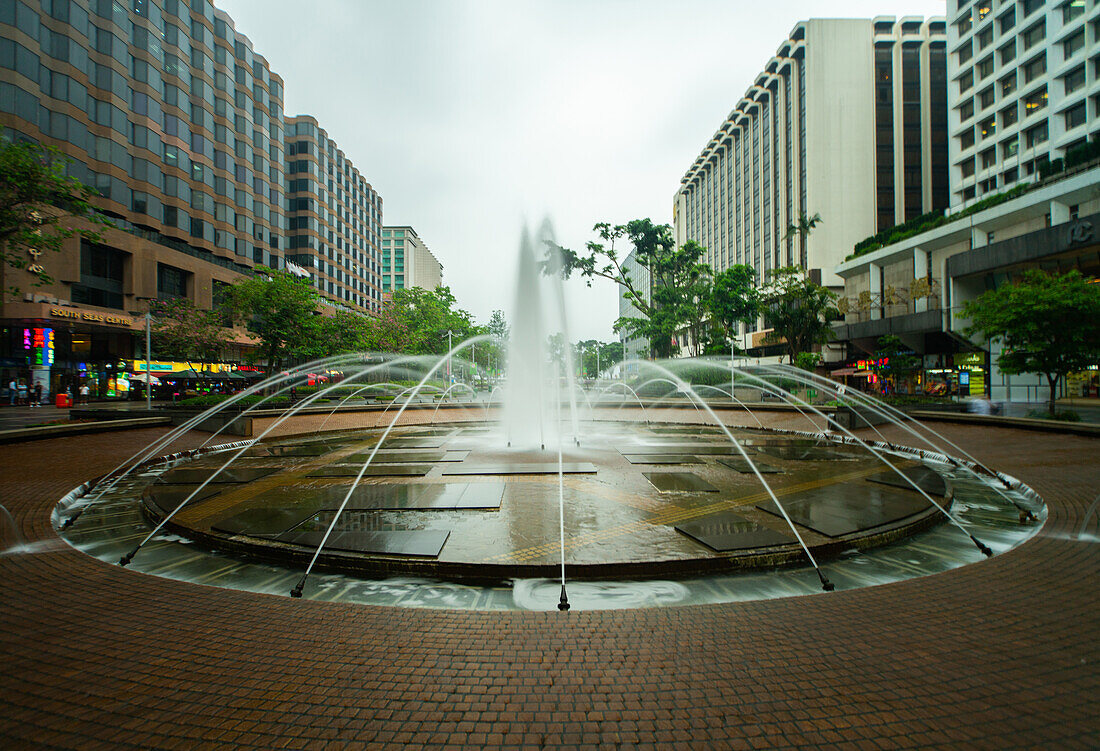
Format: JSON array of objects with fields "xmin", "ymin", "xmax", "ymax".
[{"xmin": 55, "ymin": 420, "xmax": 1042, "ymax": 609}]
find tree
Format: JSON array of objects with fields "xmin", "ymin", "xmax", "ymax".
[
  {"xmin": 0, "ymin": 140, "xmax": 112, "ymax": 294},
  {"xmin": 783, "ymin": 211, "xmax": 822, "ymax": 246},
  {"xmin": 963, "ymin": 269, "xmax": 1100, "ymax": 416},
  {"xmin": 384, "ymin": 285, "xmax": 483, "ymax": 356},
  {"xmin": 223, "ymin": 266, "xmax": 321, "ymax": 371},
  {"xmin": 869, "ymin": 335, "xmax": 921, "ymax": 394},
  {"xmin": 551, "ymin": 219, "xmax": 712, "ymax": 358},
  {"xmin": 149, "ymin": 298, "xmax": 226, "ymax": 369},
  {"xmin": 575, "ymin": 339, "xmax": 625, "ymax": 378},
  {"xmin": 760, "ymin": 266, "xmax": 839, "ymax": 363},
  {"xmin": 487, "ymin": 309, "xmax": 509, "ymax": 342},
  {"xmin": 708, "ymin": 264, "xmax": 759, "ymax": 352}
]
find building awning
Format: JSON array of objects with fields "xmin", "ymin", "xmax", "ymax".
[{"xmin": 831, "ymin": 368, "xmax": 873, "ymax": 378}]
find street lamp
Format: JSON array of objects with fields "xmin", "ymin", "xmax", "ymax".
[{"xmin": 133, "ymin": 297, "xmax": 156, "ymax": 410}]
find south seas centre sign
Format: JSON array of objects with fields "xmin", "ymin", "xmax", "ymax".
[{"xmin": 49, "ymin": 307, "xmax": 133, "ymax": 327}]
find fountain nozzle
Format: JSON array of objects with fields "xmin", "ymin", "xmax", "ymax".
[
  {"xmin": 290, "ymin": 576, "xmax": 307, "ymax": 598},
  {"xmin": 118, "ymin": 548, "xmax": 137, "ymax": 567},
  {"xmin": 557, "ymin": 585, "xmax": 570, "ymax": 611},
  {"xmin": 817, "ymin": 570, "xmax": 835, "ymax": 592},
  {"xmin": 60, "ymin": 514, "xmax": 78, "ymax": 529},
  {"xmin": 970, "ymin": 535, "xmax": 993, "ymax": 557}
]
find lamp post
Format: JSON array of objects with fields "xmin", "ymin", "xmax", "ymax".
[
  {"xmin": 144, "ymin": 311, "xmax": 152, "ymax": 409},
  {"xmin": 446, "ymin": 330, "xmax": 453, "ymax": 385}
]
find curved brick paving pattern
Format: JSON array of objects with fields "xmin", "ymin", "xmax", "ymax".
[{"xmin": 1, "ymin": 421, "xmax": 1098, "ymax": 749}]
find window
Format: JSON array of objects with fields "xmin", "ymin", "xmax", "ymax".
[
  {"xmin": 1025, "ymin": 120, "xmax": 1048, "ymax": 148},
  {"xmin": 1003, "ymin": 167, "xmax": 1018, "ymax": 184},
  {"xmin": 979, "ymin": 116, "xmax": 996, "ymax": 139},
  {"xmin": 978, "ymin": 56, "xmax": 994, "ymax": 79},
  {"xmin": 999, "ymin": 40, "xmax": 1016, "ymax": 65},
  {"xmin": 960, "ymin": 69, "xmax": 974, "ymax": 93},
  {"xmin": 958, "ymin": 41, "xmax": 974, "ymax": 65},
  {"xmin": 1063, "ymin": 66, "xmax": 1086, "ymax": 95},
  {"xmin": 1062, "ymin": 1, "xmax": 1086, "ymax": 24},
  {"xmin": 960, "ymin": 127, "xmax": 976, "ymax": 149},
  {"xmin": 976, "ymin": 3, "xmax": 991, "ymax": 21},
  {"xmin": 980, "ymin": 148, "xmax": 996, "ymax": 169},
  {"xmin": 959, "ymin": 98, "xmax": 975, "ymax": 121},
  {"xmin": 977, "ymin": 26, "xmax": 993, "ymax": 49},
  {"xmin": 1001, "ymin": 103, "xmax": 1018, "ymax": 128},
  {"xmin": 72, "ymin": 240, "xmax": 126, "ymax": 310},
  {"xmin": 998, "ymin": 8, "xmax": 1016, "ymax": 34},
  {"xmin": 1022, "ymin": 22, "xmax": 1045, "ymax": 51},
  {"xmin": 1001, "ymin": 72, "xmax": 1017, "ymax": 96},
  {"xmin": 979, "ymin": 86, "xmax": 995, "ymax": 109},
  {"xmin": 1001, "ymin": 137, "xmax": 1019, "ymax": 158},
  {"xmin": 961, "ymin": 158, "xmax": 976, "ymax": 178},
  {"xmin": 1024, "ymin": 87, "xmax": 1048, "ymax": 114},
  {"xmin": 157, "ymin": 263, "xmax": 188, "ymax": 300},
  {"xmin": 1023, "ymin": 55, "xmax": 1046, "ymax": 83},
  {"xmin": 1062, "ymin": 31, "xmax": 1085, "ymax": 60},
  {"xmin": 1064, "ymin": 102, "xmax": 1086, "ymax": 130},
  {"xmin": 1022, "ymin": 0, "xmax": 1042, "ymax": 18},
  {"xmin": 957, "ymin": 15, "xmax": 972, "ymax": 35}
]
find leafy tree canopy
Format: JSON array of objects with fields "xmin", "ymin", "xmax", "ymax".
[
  {"xmin": 384, "ymin": 285, "xmax": 484, "ymax": 356},
  {"xmin": 708, "ymin": 264, "xmax": 759, "ymax": 349},
  {"xmin": 223, "ymin": 266, "xmax": 321, "ymax": 370},
  {"xmin": 963, "ymin": 269, "xmax": 1100, "ymax": 416},
  {"xmin": 0, "ymin": 140, "xmax": 111, "ymax": 295},
  {"xmin": 761, "ymin": 266, "xmax": 839, "ymax": 363},
  {"xmin": 149, "ymin": 298, "xmax": 226, "ymax": 368},
  {"xmin": 551, "ymin": 219, "xmax": 712, "ymax": 358}
]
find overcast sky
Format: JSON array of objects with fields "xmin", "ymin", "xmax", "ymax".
[{"xmin": 217, "ymin": 0, "xmax": 947, "ymax": 342}]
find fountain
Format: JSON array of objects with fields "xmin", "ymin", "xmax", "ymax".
[{"xmin": 51, "ymin": 224, "xmax": 1047, "ymax": 611}]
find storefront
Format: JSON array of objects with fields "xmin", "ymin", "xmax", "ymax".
[{"xmin": 2, "ymin": 306, "xmax": 138, "ymax": 403}]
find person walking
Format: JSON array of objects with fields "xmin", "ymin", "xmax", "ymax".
[
  {"xmin": 32, "ymin": 382, "xmax": 42, "ymax": 408},
  {"xmin": 79, "ymin": 382, "xmax": 90, "ymax": 405},
  {"xmin": 7, "ymin": 377, "xmax": 15, "ymax": 406},
  {"xmin": 17, "ymin": 380, "xmax": 28, "ymax": 406}
]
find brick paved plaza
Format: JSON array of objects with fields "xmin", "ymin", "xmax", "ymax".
[{"xmin": 1, "ymin": 415, "xmax": 1098, "ymax": 749}]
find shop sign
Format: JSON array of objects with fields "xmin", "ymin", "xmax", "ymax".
[
  {"xmin": 49, "ymin": 307, "xmax": 133, "ymax": 327},
  {"xmin": 953, "ymin": 352, "xmax": 984, "ymax": 369},
  {"xmin": 23, "ymin": 327, "xmax": 54, "ymax": 367},
  {"xmin": 856, "ymin": 357, "xmax": 888, "ymax": 370}
]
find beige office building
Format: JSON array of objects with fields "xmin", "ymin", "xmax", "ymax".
[{"xmin": 674, "ymin": 17, "xmax": 949, "ymax": 294}]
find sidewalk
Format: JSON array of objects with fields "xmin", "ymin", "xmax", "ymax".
[{"xmin": 0, "ymin": 400, "xmax": 170, "ymax": 431}]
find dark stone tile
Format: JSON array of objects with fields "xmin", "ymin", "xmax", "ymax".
[
  {"xmin": 757, "ymin": 482, "xmax": 932, "ymax": 537},
  {"xmin": 306, "ymin": 464, "xmax": 434, "ymax": 477},
  {"xmin": 343, "ymin": 450, "xmax": 469, "ymax": 464},
  {"xmin": 441, "ymin": 462, "xmax": 597, "ymax": 475},
  {"xmin": 141, "ymin": 484, "xmax": 223, "ymax": 516},
  {"xmin": 157, "ymin": 466, "xmax": 281, "ymax": 484},
  {"xmin": 277, "ymin": 528, "xmax": 450, "ymax": 557},
  {"xmin": 379, "ymin": 438, "xmax": 448, "ymax": 449},
  {"xmin": 622, "ymin": 454, "xmax": 704, "ymax": 464},
  {"xmin": 866, "ymin": 465, "xmax": 947, "ymax": 496},
  {"xmin": 211, "ymin": 507, "xmax": 317, "ymax": 537},
  {"xmin": 341, "ymin": 483, "xmax": 505, "ymax": 510},
  {"xmin": 716, "ymin": 457, "xmax": 782, "ymax": 474},
  {"xmin": 643, "ymin": 472, "xmax": 719, "ymax": 492},
  {"xmin": 674, "ymin": 512, "xmax": 794, "ymax": 551}
]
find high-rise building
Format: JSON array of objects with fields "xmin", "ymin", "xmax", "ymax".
[
  {"xmin": 673, "ymin": 17, "xmax": 948, "ymax": 292},
  {"xmin": 380, "ymin": 226, "xmax": 443, "ymax": 294},
  {"xmin": 1, "ymin": 0, "xmax": 290, "ymax": 397},
  {"xmin": 947, "ymin": 0, "xmax": 1100, "ymax": 208},
  {"xmin": 617, "ymin": 249, "xmax": 652, "ymax": 368},
  {"xmin": 284, "ymin": 115, "xmax": 383, "ymax": 313}
]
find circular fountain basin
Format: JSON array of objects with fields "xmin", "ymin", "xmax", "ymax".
[{"xmin": 54, "ymin": 418, "xmax": 1045, "ymax": 610}]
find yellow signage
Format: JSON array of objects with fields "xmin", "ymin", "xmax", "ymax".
[{"xmin": 50, "ymin": 307, "xmax": 133, "ymax": 327}]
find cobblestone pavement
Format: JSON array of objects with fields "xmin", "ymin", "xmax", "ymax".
[{"xmin": 1, "ymin": 419, "xmax": 1098, "ymax": 749}]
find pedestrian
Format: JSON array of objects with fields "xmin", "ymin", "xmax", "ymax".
[
  {"xmin": 7, "ymin": 377, "xmax": 15, "ymax": 406},
  {"xmin": 32, "ymin": 382, "xmax": 42, "ymax": 408},
  {"xmin": 79, "ymin": 382, "xmax": 90, "ymax": 405},
  {"xmin": 17, "ymin": 380, "xmax": 28, "ymax": 406}
]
